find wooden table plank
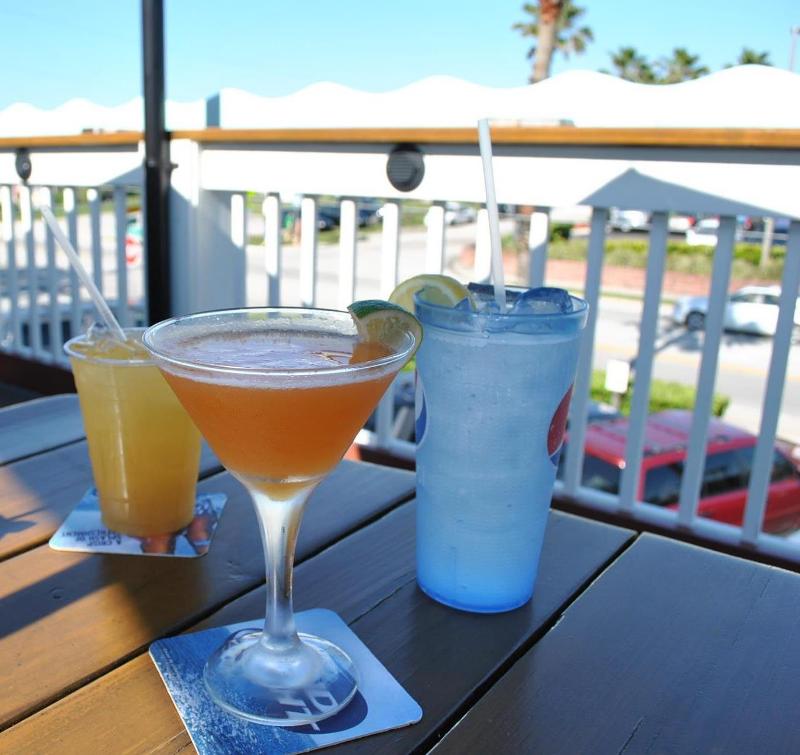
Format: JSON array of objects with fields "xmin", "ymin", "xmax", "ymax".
[
  {"xmin": 0, "ymin": 461, "xmax": 415, "ymax": 729},
  {"xmin": 0, "ymin": 394, "xmax": 84, "ymax": 465},
  {"xmin": 433, "ymin": 533, "xmax": 800, "ymax": 755},
  {"xmin": 336, "ymin": 511, "xmax": 634, "ymax": 754},
  {"xmin": 0, "ymin": 501, "xmax": 419, "ymax": 752},
  {"xmin": 0, "ymin": 439, "xmax": 221, "ymax": 561},
  {"xmin": 1, "ymin": 506, "xmax": 634, "ymax": 752}
]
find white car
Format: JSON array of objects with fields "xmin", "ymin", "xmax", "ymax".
[
  {"xmin": 672, "ymin": 286, "xmax": 800, "ymax": 336},
  {"xmin": 423, "ymin": 203, "xmax": 477, "ymax": 227},
  {"xmin": 608, "ymin": 209, "xmax": 649, "ymax": 233},
  {"xmin": 443, "ymin": 203, "xmax": 477, "ymax": 225},
  {"xmin": 685, "ymin": 217, "xmax": 723, "ymax": 246}
]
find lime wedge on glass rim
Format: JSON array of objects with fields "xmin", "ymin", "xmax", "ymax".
[
  {"xmin": 348, "ymin": 299, "xmax": 423, "ymax": 356},
  {"xmin": 388, "ymin": 274, "xmax": 472, "ymax": 314}
]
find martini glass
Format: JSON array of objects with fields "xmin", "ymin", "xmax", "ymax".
[{"xmin": 143, "ymin": 307, "xmax": 418, "ymax": 725}]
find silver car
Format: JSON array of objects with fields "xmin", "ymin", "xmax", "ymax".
[{"xmin": 672, "ymin": 286, "xmax": 800, "ymax": 336}]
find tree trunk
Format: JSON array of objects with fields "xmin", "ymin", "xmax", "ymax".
[{"xmin": 532, "ymin": 0, "xmax": 563, "ymax": 83}]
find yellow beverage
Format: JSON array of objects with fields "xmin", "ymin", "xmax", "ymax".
[
  {"xmin": 160, "ymin": 331, "xmax": 393, "ymax": 496},
  {"xmin": 65, "ymin": 329, "xmax": 201, "ymax": 536}
]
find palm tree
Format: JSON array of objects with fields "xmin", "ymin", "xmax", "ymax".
[
  {"xmin": 733, "ymin": 48, "xmax": 773, "ymax": 66},
  {"xmin": 512, "ymin": 1, "xmax": 594, "ymax": 83},
  {"xmin": 604, "ymin": 46, "xmax": 657, "ymax": 83},
  {"xmin": 657, "ymin": 48, "xmax": 709, "ymax": 83}
]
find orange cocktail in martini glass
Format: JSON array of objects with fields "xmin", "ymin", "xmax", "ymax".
[{"xmin": 143, "ymin": 306, "xmax": 419, "ymax": 726}]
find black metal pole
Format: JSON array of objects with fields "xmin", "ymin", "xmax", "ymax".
[{"xmin": 142, "ymin": 0, "xmax": 171, "ymax": 323}]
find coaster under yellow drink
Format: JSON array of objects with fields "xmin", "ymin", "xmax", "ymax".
[{"xmin": 65, "ymin": 328, "xmax": 201, "ymax": 537}]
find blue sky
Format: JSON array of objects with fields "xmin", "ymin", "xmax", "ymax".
[{"xmin": 0, "ymin": 0, "xmax": 797, "ymax": 109}]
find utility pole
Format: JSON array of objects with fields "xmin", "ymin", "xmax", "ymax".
[{"xmin": 790, "ymin": 26, "xmax": 800, "ymax": 71}]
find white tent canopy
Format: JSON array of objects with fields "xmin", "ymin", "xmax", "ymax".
[{"xmin": 0, "ymin": 66, "xmax": 797, "ymax": 136}]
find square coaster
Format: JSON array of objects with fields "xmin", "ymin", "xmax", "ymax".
[
  {"xmin": 150, "ymin": 609, "xmax": 422, "ymax": 754},
  {"xmin": 49, "ymin": 487, "xmax": 227, "ymax": 557}
]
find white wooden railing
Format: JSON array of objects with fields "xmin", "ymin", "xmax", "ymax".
[{"xmin": 1, "ymin": 127, "xmax": 799, "ymax": 563}]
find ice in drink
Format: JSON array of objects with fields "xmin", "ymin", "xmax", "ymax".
[{"xmin": 65, "ymin": 328, "xmax": 201, "ymax": 536}]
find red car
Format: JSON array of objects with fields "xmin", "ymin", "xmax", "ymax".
[{"xmin": 560, "ymin": 411, "xmax": 800, "ymax": 533}]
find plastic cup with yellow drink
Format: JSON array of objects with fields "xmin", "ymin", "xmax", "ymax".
[{"xmin": 65, "ymin": 326, "xmax": 201, "ymax": 536}]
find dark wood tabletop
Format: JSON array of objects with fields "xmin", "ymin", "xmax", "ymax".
[{"xmin": 2, "ymin": 395, "xmax": 798, "ymax": 754}]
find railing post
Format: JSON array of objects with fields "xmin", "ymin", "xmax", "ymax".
[
  {"xmin": 0, "ymin": 186, "xmax": 22, "ymax": 350},
  {"xmin": 618, "ymin": 212, "xmax": 669, "ymax": 511},
  {"xmin": 474, "ymin": 208, "xmax": 492, "ymax": 282},
  {"xmin": 425, "ymin": 202, "xmax": 446, "ymax": 273},
  {"xmin": 338, "ymin": 199, "xmax": 357, "ymax": 309},
  {"xmin": 741, "ymin": 221, "xmax": 800, "ymax": 544},
  {"xmin": 528, "ymin": 208, "xmax": 551, "ymax": 288},
  {"xmin": 562, "ymin": 207, "xmax": 608, "ymax": 495},
  {"xmin": 262, "ymin": 194, "xmax": 282, "ymax": 306},
  {"xmin": 379, "ymin": 201, "xmax": 400, "ymax": 297},
  {"xmin": 168, "ymin": 139, "xmax": 199, "ymax": 316},
  {"xmin": 20, "ymin": 186, "xmax": 41, "ymax": 356},
  {"xmin": 168, "ymin": 139, "xmax": 246, "ymax": 314},
  {"xmin": 299, "ymin": 197, "xmax": 318, "ymax": 307},
  {"xmin": 63, "ymin": 187, "xmax": 82, "ymax": 337},
  {"xmin": 676, "ymin": 216, "xmax": 736, "ymax": 526}
]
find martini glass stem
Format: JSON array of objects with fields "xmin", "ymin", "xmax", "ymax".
[{"xmin": 250, "ymin": 485, "xmax": 315, "ymax": 649}]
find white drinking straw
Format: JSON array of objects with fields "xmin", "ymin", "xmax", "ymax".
[
  {"xmin": 477, "ymin": 118, "xmax": 507, "ymax": 311},
  {"xmin": 41, "ymin": 205, "xmax": 128, "ymax": 343}
]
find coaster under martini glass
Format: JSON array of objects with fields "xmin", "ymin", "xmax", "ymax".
[
  {"xmin": 49, "ymin": 486, "xmax": 227, "ymax": 557},
  {"xmin": 150, "ymin": 608, "xmax": 422, "ymax": 754}
]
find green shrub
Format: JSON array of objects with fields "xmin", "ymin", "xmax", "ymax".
[
  {"xmin": 550, "ymin": 223, "xmax": 572, "ymax": 241},
  {"xmin": 590, "ymin": 369, "xmax": 729, "ymax": 417},
  {"xmin": 545, "ymin": 237, "xmax": 785, "ymax": 282}
]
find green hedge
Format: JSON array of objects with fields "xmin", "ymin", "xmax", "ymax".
[
  {"xmin": 538, "ymin": 237, "xmax": 786, "ymax": 282},
  {"xmin": 590, "ymin": 369, "xmax": 729, "ymax": 417}
]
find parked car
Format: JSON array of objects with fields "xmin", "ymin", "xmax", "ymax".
[
  {"xmin": 672, "ymin": 285, "xmax": 800, "ymax": 336},
  {"xmin": 315, "ymin": 202, "xmax": 382, "ymax": 231},
  {"xmin": 444, "ymin": 203, "xmax": 477, "ymax": 225},
  {"xmin": 738, "ymin": 216, "xmax": 790, "ymax": 245},
  {"xmin": 423, "ymin": 202, "xmax": 477, "ymax": 227},
  {"xmin": 684, "ymin": 215, "xmax": 789, "ymax": 247},
  {"xmin": 317, "ymin": 205, "xmax": 340, "ymax": 231},
  {"xmin": 606, "ymin": 210, "xmax": 692, "ymax": 235},
  {"xmin": 668, "ymin": 214, "xmax": 695, "ymax": 234},
  {"xmin": 557, "ymin": 410, "xmax": 800, "ymax": 533},
  {"xmin": 685, "ymin": 216, "xmax": 722, "ymax": 246},
  {"xmin": 608, "ymin": 209, "xmax": 650, "ymax": 233},
  {"xmin": 357, "ymin": 200, "xmax": 382, "ymax": 227},
  {"xmin": 578, "ymin": 400, "xmax": 622, "ymax": 426}
]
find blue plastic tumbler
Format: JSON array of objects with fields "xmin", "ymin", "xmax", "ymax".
[{"xmin": 414, "ymin": 286, "xmax": 588, "ymax": 613}]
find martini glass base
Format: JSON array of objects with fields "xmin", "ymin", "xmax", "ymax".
[{"xmin": 203, "ymin": 629, "xmax": 359, "ymax": 726}]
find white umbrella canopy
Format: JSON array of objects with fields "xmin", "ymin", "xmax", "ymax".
[
  {"xmin": 1, "ymin": 65, "xmax": 798, "ymax": 135},
  {"xmin": 209, "ymin": 66, "xmax": 800, "ymax": 129}
]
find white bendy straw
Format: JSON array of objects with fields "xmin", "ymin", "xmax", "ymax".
[
  {"xmin": 41, "ymin": 205, "xmax": 128, "ymax": 343},
  {"xmin": 477, "ymin": 118, "xmax": 507, "ymax": 311}
]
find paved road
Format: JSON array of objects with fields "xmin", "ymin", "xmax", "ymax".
[{"xmin": 591, "ymin": 297, "xmax": 800, "ymax": 444}]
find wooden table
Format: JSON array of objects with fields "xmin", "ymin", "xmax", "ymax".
[{"xmin": 2, "ymin": 395, "xmax": 800, "ymax": 754}]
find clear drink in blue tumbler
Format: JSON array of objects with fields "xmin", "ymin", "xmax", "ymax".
[{"xmin": 414, "ymin": 285, "xmax": 588, "ymax": 613}]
